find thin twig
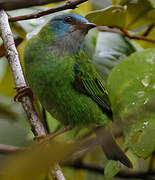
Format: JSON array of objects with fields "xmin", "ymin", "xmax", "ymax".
[
  {"xmin": 142, "ymin": 23, "xmax": 155, "ymax": 36},
  {"xmin": 66, "ymin": 161, "xmax": 155, "ymax": 179},
  {"xmin": 0, "ymin": 144, "xmax": 26, "ymax": 154},
  {"xmin": 0, "ymin": 0, "xmax": 64, "ymax": 10},
  {"xmin": 9, "ymin": 0, "xmax": 88, "ymax": 22},
  {"xmin": 97, "ymin": 26, "xmax": 155, "ymax": 43},
  {"xmin": 45, "ymin": 127, "xmax": 72, "ymax": 140},
  {"xmin": 0, "ymin": 9, "xmax": 65, "ymax": 180},
  {"xmin": 34, "ymin": 127, "xmax": 72, "ymax": 142},
  {"xmin": 120, "ymin": 28, "xmax": 155, "ymax": 43}
]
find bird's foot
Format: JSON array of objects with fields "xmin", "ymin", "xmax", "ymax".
[{"xmin": 14, "ymin": 86, "xmax": 34, "ymax": 102}]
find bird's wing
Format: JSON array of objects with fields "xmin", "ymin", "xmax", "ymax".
[{"xmin": 72, "ymin": 52, "xmax": 112, "ymax": 117}]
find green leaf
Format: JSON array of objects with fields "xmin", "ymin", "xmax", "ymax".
[
  {"xmin": 0, "ymin": 64, "xmax": 16, "ymax": 97},
  {"xmin": 85, "ymin": 5, "xmax": 127, "ymax": 27},
  {"xmin": 90, "ymin": 0, "xmax": 112, "ymax": 10},
  {"xmin": 0, "ymin": 118, "xmax": 28, "ymax": 146},
  {"xmin": 84, "ymin": 29, "xmax": 135, "ymax": 83},
  {"xmin": 104, "ymin": 160, "xmax": 121, "ymax": 180},
  {"xmin": 122, "ymin": 0, "xmax": 155, "ymax": 29},
  {"xmin": 87, "ymin": 1, "xmax": 155, "ymax": 30},
  {"xmin": 107, "ymin": 49, "xmax": 155, "ymax": 158}
]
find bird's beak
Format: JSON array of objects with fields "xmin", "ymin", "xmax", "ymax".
[
  {"xmin": 73, "ymin": 22, "xmax": 96, "ymax": 33},
  {"xmin": 83, "ymin": 22, "xmax": 96, "ymax": 30}
]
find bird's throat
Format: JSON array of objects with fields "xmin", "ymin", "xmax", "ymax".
[{"xmin": 50, "ymin": 30, "xmax": 86, "ymax": 56}]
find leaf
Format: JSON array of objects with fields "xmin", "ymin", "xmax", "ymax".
[
  {"xmin": 148, "ymin": 8, "xmax": 155, "ymax": 18},
  {"xmin": 90, "ymin": 0, "xmax": 112, "ymax": 9},
  {"xmin": 120, "ymin": 0, "xmax": 131, "ymax": 5},
  {"xmin": 85, "ymin": 5, "xmax": 127, "ymax": 27},
  {"xmin": 10, "ymin": 22, "xmax": 26, "ymax": 39},
  {"xmin": 107, "ymin": 49, "xmax": 155, "ymax": 158},
  {"xmin": 0, "ymin": 58, "xmax": 7, "ymax": 82},
  {"xmin": 0, "ymin": 117, "xmax": 28, "ymax": 145},
  {"xmin": 1, "ymin": 140, "xmax": 76, "ymax": 180},
  {"xmin": 104, "ymin": 160, "xmax": 121, "ymax": 180},
  {"xmin": 112, "ymin": 0, "xmax": 118, "ymax": 5},
  {"xmin": 86, "ymin": 1, "xmax": 155, "ymax": 30},
  {"xmin": 0, "ymin": 64, "xmax": 16, "ymax": 97},
  {"xmin": 123, "ymin": 0, "xmax": 155, "ymax": 29},
  {"xmin": 71, "ymin": 1, "xmax": 92, "ymax": 16},
  {"xmin": 84, "ymin": 29, "xmax": 135, "ymax": 83}
]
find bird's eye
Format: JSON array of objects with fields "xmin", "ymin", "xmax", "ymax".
[{"xmin": 64, "ymin": 16, "xmax": 73, "ymax": 23}]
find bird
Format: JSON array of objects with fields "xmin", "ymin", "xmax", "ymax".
[{"xmin": 23, "ymin": 13, "xmax": 132, "ymax": 168}]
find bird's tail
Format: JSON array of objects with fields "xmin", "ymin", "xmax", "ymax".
[{"xmin": 95, "ymin": 127, "xmax": 132, "ymax": 168}]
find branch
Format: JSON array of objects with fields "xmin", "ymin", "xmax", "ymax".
[
  {"xmin": 120, "ymin": 28, "xmax": 155, "ymax": 43},
  {"xmin": 0, "ymin": 10, "xmax": 46, "ymax": 137},
  {"xmin": 97, "ymin": 26, "xmax": 155, "ymax": 43},
  {"xmin": 66, "ymin": 161, "xmax": 155, "ymax": 179},
  {"xmin": 142, "ymin": 23, "xmax": 155, "ymax": 37},
  {"xmin": 9, "ymin": 0, "xmax": 88, "ymax": 22},
  {"xmin": 0, "ymin": 144, "xmax": 25, "ymax": 154},
  {"xmin": 43, "ymin": 127, "xmax": 72, "ymax": 141},
  {"xmin": 0, "ymin": 0, "xmax": 64, "ymax": 11},
  {"xmin": 0, "ymin": 9, "xmax": 65, "ymax": 180},
  {"xmin": 34, "ymin": 127, "xmax": 71, "ymax": 142}
]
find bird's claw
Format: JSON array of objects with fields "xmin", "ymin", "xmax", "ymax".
[{"xmin": 14, "ymin": 86, "xmax": 34, "ymax": 102}]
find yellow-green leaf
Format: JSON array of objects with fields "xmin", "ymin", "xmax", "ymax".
[
  {"xmin": 104, "ymin": 160, "xmax": 121, "ymax": 180},
  {"xmin": 85, "ymin": 5, "xmax": 127, "ymax": 27},
  {"xmin": 1, "ymin": 140, "xmax": 76, "ymax": 180},
  {"xmin": 124, "ymin": 0, "xmax": 155, "ymax": 29},
  {"xmin": 107, "ymin": 49, "xmax": 155, "ymax": 158}
]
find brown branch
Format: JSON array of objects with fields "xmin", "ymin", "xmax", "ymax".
[
  {"xmin": 34, "ymin": 127, "xmax": 71, "ymax": 142},
  {"xmin": 44, "ymin": 127, "xmax": 72, "ymax": 141},
  {"xmin": 0, "ymin": 9, "xmax": 65, "ymax": 180},
  {"xmin": 97, "ymin": 26, "xmax": 155, "ymax": 43},
  {"xmin": 0, "ymin": 144, "xmax": 26, "ymax": 154},
  {"xmin": 66, "ymin": 161, "xmax": 155, "ymax": 179},
  {"xmin": 120, "ymin": 28, "xmax": 155, "ymax": 43},
  {"xmin": 9, "ymin": 0, "xmax": 88, "ymax": 22},
  {"xmin": 142, "ymin": 23, "xmax": 155, "ymax": 37},
  {"xmin": 0, "ymin": 0, "xmax": 64, "ymax": 11}
]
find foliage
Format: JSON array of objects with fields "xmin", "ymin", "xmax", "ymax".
[{"xmin": 107, "ymin": 49, "xmax": 155, "ymax": 158}]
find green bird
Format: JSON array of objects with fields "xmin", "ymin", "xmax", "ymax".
[{"xmin": 23, "ymin": 13, "xmax": 132, "ymax": 168}]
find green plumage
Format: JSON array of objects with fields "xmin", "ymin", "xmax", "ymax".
[
  {"xmin": 23, "ymin": 14, "xmax": 132, "ymax": 168},
  {"xmin": 24, "ymin": 30, "xmax": 109, "ymax": 128}
]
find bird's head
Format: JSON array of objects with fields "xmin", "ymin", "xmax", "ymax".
[
  {"xmin": 49, "ymin": 13, "xmax": 96, "ymax": 37},
  {"xmin": 39, "ymin": 13, "xmax": 96, "ymax": 54}
]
